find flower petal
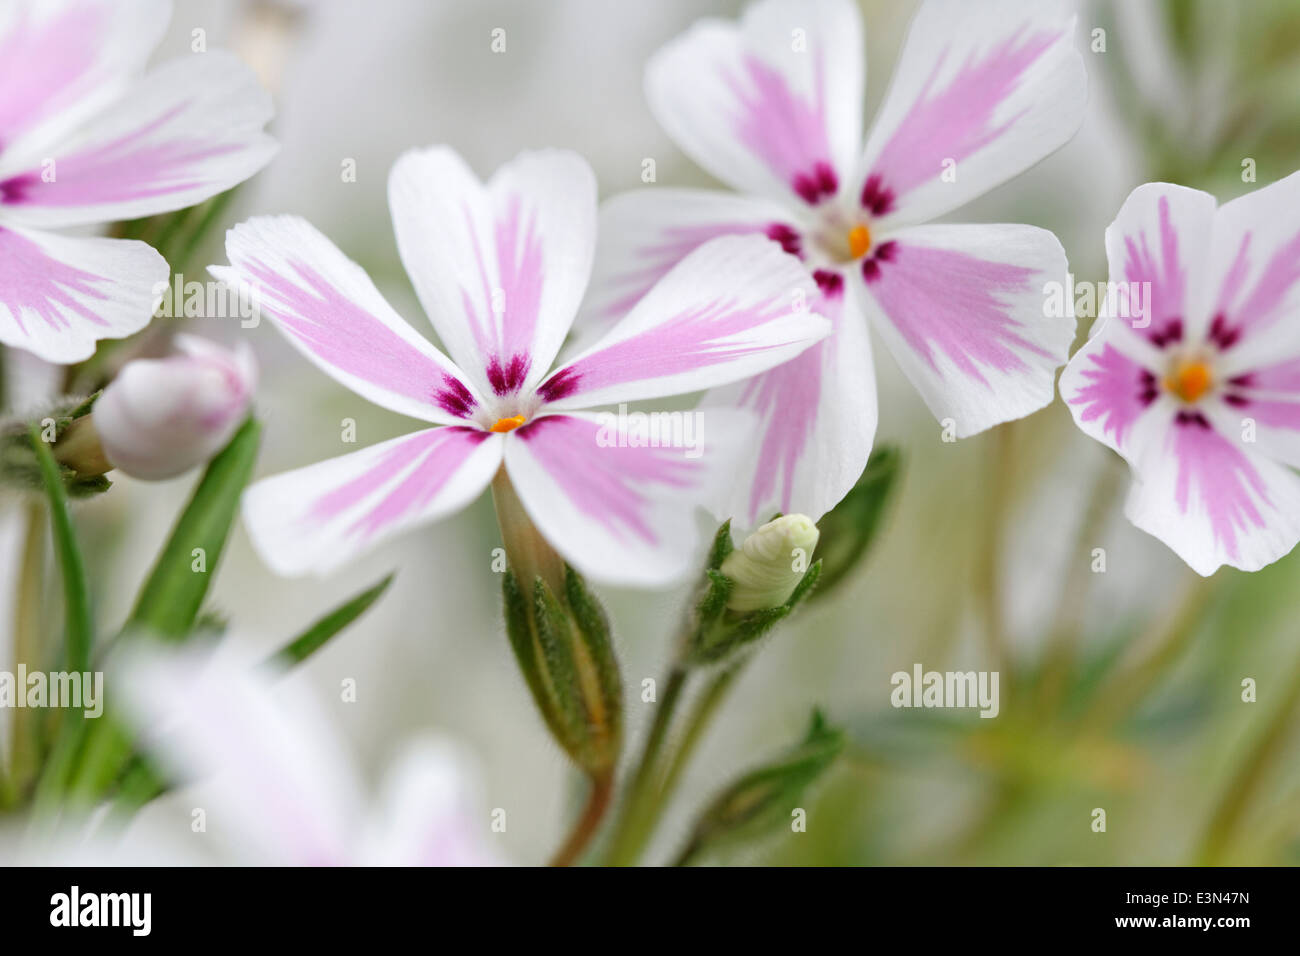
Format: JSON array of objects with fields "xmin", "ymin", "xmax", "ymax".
[
  {"xmin": 540, "ymin": 235, "xmax": 829, "ymax": 409},
  {"xmin": 114, "ymin": 643, "xmax": 364, "ymax": 866},
  {"xmin": 0, "ymin": 51, "xmax": 276, "ymax": 228},
  {"xmin": 704, "ymin": 282, "xmax": 876, "ymax": 524},
  {"xmin": 1103, "ymin": 182, "xmax": 1218, "ymax": 351},
  {"xmin": 503, "ymin": 412, "xmax": 748, "ymax": 587},
  {"xmin": 243, "ymin": 427, "xmax": 504, "ymax": 577},
  {"xmin": 0, "ymin": 224, "xmax": 166, "ymax": 362},
  {"xmin": 855, "ymin": 0, "xmax": 1084, "ymax": 227},
  {"xmin": 1124, "ymin": 410, "xmax": 1300, "ymax": 576},
  {"xmin": 389, "ymin": 147, "xmax": 596, "ymax": 397},
  {"xmin": 646, "ymin": 0, "xmax": 863, "ymax": 206},
  {"xmin": 216, "ymin": 215, "xmax": 482, "ymax": 425},
  {"xmin": 1207, "ymin": 170, "xmax": 1300, "ymax": 371},
  {"xmin": 577, "ymin": 187, "xmax": 795, "ymax": 340},
  {"xmin": 1059, "ymin": 316, "xmax": 1166, "ymax": 461},
  {"xmin": 0, "ymin": 0, "xmax": 166, "ymax": 160},
  {"xmin": 362, "ymin": 737, "xmax": 503, "ymax": 867},
  {"xmin": 858, "ymin": 222, "xmax": 1074, "ymax": 437}
]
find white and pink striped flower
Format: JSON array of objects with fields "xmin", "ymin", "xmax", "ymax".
[
  {"xmin": 1061, "ymin": 174, "xmax": 1300, "ymax": 575},
  {"xmin": 0, "ymin": 0, "xmax": 277, "ymax": 362},
  {"xmin": 215, "ymin": 147, "xmax": 829, "ymax": 586},
  {"xmin": 581, "ymin": 0, "xmax": 1086, "ymax": 525}
]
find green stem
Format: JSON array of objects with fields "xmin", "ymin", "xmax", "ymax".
[
  {"xmin": 654, "ymin": 665, "xmax": 741, "ymax": 821},
  {"xmin": 548, "ymin": 772, "xmax": 614, "ymax": 867},
  {"xmin": 603, "ymin": 666, "xmax": 689, "ymax": 865},
  {"xmin": 30, "ymin": 425, "xmax": 93, "ymax": 675},
  {"xmin": 1195, "ymin": 652, "xmax": 1300, "ymax": 865},
  {"xmin": 7, "ymin": 503, "xmax": 45, "ymax": 801}
]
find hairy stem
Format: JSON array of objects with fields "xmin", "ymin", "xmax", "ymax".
[{"xmin": 603, "ymin": 666, "xmax": 688, "ymax": 865}]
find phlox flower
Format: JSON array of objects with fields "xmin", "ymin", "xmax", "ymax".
[
  {"xmin": 580, "ymin": 0, "xmax": 1087, "ymax": 524},
  {"xmin": 0, "ymin": 0, "xmax": 276, "ymax": 362},
  {"xmin": 1061, "ymin": 174, "xmax": 1300, "ymax": 575},
  {"xmin": 214, "ymin": 147, "xmax": 829, "ymax": 586},
  {"xmin": 107, "ymin": 644, "xmax": 500, "ymax": 867}
]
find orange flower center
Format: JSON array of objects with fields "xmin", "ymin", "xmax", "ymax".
[
  {"xmin": 490, "ymin": 414, "xmax": 527, "ymax": 433},
  {"xmin": 1165, "ymin": 360, "xmax": 1213, "ymax": 403},
  {"xmin": 847, "ymin": 224, "xmax": 872, "ymax": 260}
]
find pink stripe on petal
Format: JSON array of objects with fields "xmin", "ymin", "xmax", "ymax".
[
  {"xmin": 1067, "ymin": 343, "xmax": 1157, "ymax": 449},
  {"xmin": 595, "ymin": 221, "xmax": 779, "ymax": 325},
  {"xmin": 246, "ymin": 259, "xmax": 475, "ymax": 420},
  {"xmin": 728, "ymin": 54, "xmax": 837, "ymax": 204},
  {"xmin": 0, "ymin": 227, "xmax": 108, "ymax": 333},
  {"xmin": 1168, "ymin": 416, "xmax": 1269, "ymax": 561},
  {"xmin": 867, "ymin": 242, "xmax": 1046, "ymax": 384},
  {"xmin": 864, "ymin": 27, "xmax": 1058, "ymax": 214},
  {"xmin": 1211, "ymin": 228, "xmax": 1300, "ymax": 347},
  {"xmin": 1, "ymin": 104, "xmax": 241, "ymax": 208},
  {"xmin": 307, "ymin": 427, "xmax": 488, "ymax": 538},
  {"xmin": 516, "ymin": 416, "xmax": 695, "ymax": 545},
  {"xmin": 0, "ymin": 2, "xmax": 104, "ymax": 145},
  {"xmin": 540, "ymin": 297, "xmax": 793, "ymax": 403},
  {"xmin": 1122, "ymin": 195, "xmax": 1188, "ymax": 347}
]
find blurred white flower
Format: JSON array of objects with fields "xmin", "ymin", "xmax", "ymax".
[
  {"xmin": 95, "ymin": 335, "xmax": 256, "ymax": 480},
  {"xmin": 103, "ymin": 641, "xmax": 503, "ymax": 866}
]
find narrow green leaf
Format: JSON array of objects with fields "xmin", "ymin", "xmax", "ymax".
[
  {"xmin": 29, "ymin": 424, "xmax": 92, "ymax": 673},
  {"xmin": 126, "ymin": 417, "xmax": 260, "ymax": 640},
  {"xmin": 266, "ymin": 572, "xmax": 395, "ymax": 668},
  {"xmin": 675, "ymin": 709, "xmax": 845, "ymax": 864},
  {"xmin": 706, "ymin": 519, "xmax": 734, "ymax": 569}
]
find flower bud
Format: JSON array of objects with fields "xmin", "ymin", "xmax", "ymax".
[
  {"xmin": 95, "ymin": 335, "xmax": 256, "ymax": 481},
  {"xmin": 719, "ymin": 514, "xmax": 820, "ymax": 612}
]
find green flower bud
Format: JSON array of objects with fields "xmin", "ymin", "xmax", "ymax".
[{"xmin": 719, "ymin": 514, "xmax": 820, "ymax": 612}]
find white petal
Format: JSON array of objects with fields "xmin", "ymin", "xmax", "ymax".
[
  {"xmin": 575, "ymin": 187, "xmax": 796, "ymax": 344},
  {"xmin": 243, "ymin": 427, "xmax": 504, "ymax": 577},
  {"xmin": 0, "ymin": 0, "xmax": 168, "ymax": 165},
  {"xmin": 362, "ymin": 737, "xmax": 504, "ymax": 867},
  {"xmin": 503, "ymin": 411, "xmax": 751, "ymax": 588},
  {"xmin": 647, "ymin": 0, "xmax": 864, "ymax": 206},
  {"xmin": 1124, "ymin": 409, "xmax": 1300, "ymax": 576},
  {"xmin": 0, "ymin": 224, "xmax": 165, "ymax": 363},
  {"xmin": 705, "ymin": 280, "xmax": 877, "ymax": 524},
  {"xmin": 0, "ymin": 51, "xmax": 276, "ymax": 228},
  {"xmin": 389, "ymin": 146, "xmax": 596, "ymax": 397},
  {"xmin": 540, "ymin": 235, "xmax": 829, "ymax": 410},
  {"xmin": 855, "ymin": 0, "xmax": 1085, "ymax": 227},
  {"xmin": 858, "ymin": 222, "xmax": 1075, "ymax": 437},
  {"xmin": 217, "ymin": 214, "xmax": 482, "ymax": 425},
  {"xmin": 112, "ymin": 642, "xmax": 364, "ymax": 866}
]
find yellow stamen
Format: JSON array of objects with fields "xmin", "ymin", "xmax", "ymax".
[
  {"xmin": 847, "ymin": 223, "xmax": 872, "ymax": 259},
  {"xmin": 1165, "ymin": 361, "xmax": 1213, "ymax": 403},
  {"xmin": 490, "ymin": 414, "xmax": 527, "ymax": 433}
]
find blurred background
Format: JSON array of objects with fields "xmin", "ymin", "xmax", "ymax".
[{"xmin": 6, "ymin": 0, "xmax": 1300, "ymax": 865}]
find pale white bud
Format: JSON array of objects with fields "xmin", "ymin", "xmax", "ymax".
[
  {"xmin": 96, "ymin": 335, "xmax": 256, "ymax": 480},
  {"xmin": 719, "ymin": 514, "xmax": 820, "ymax": 612}
]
